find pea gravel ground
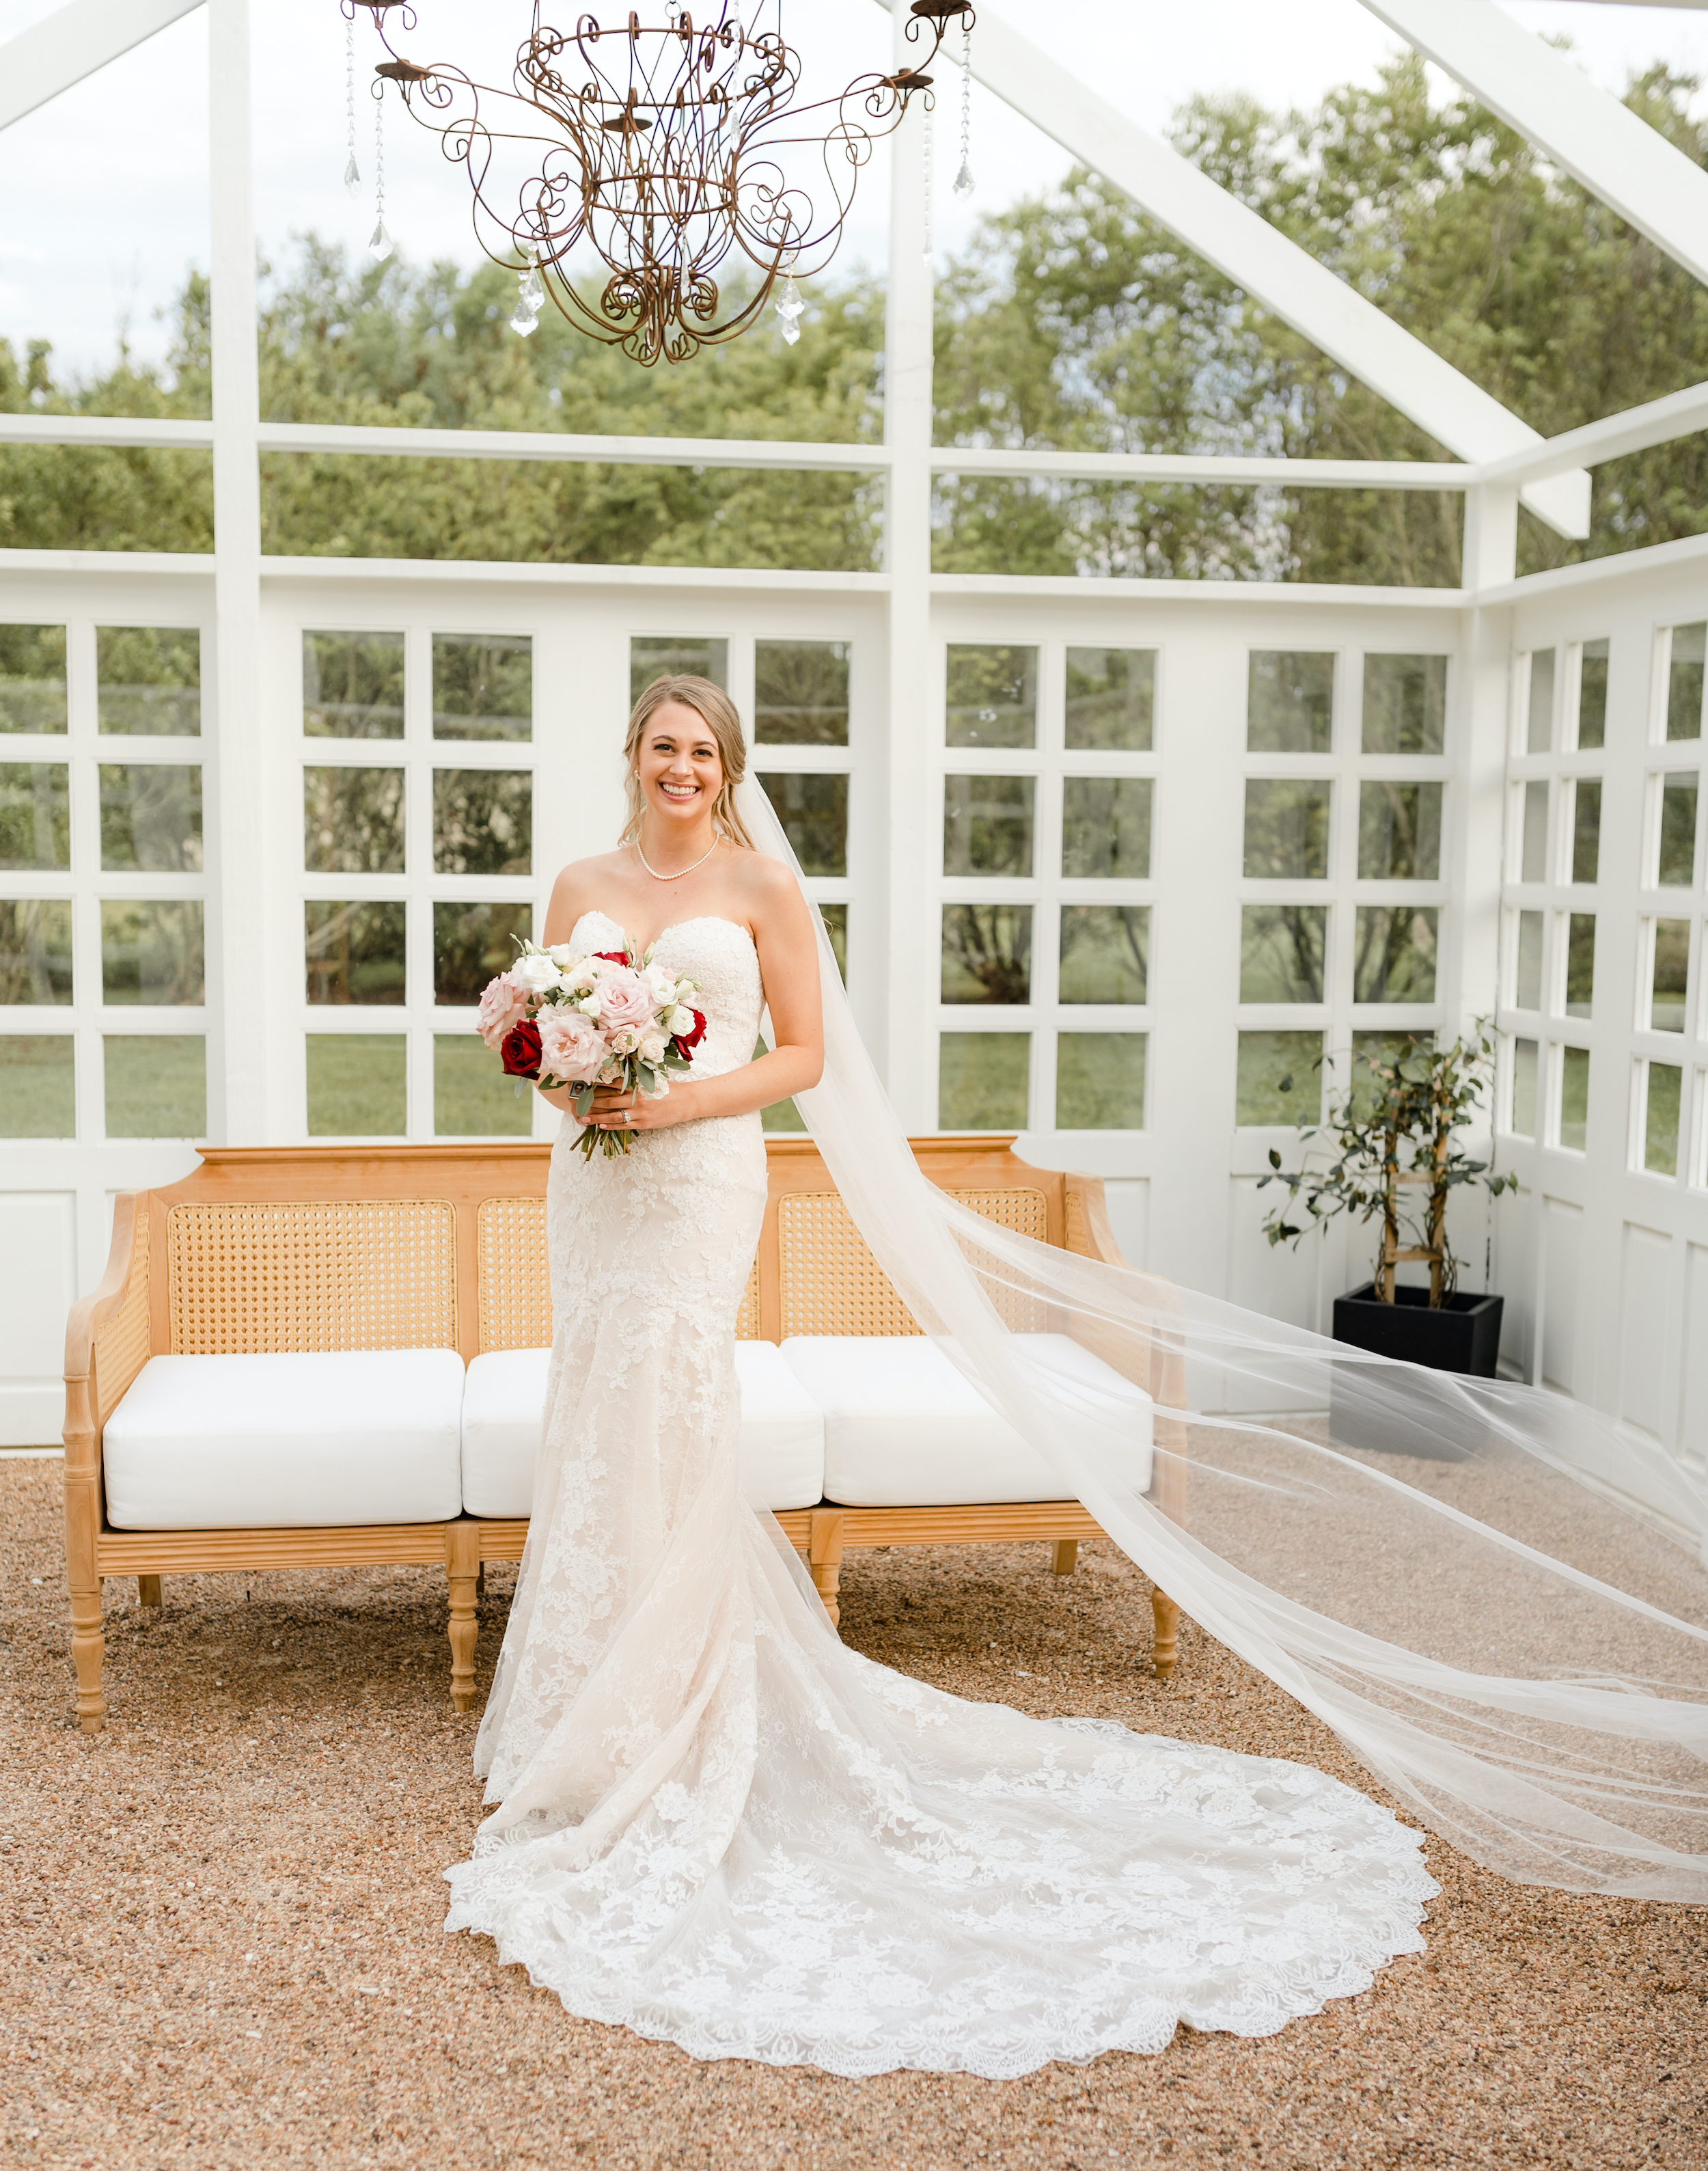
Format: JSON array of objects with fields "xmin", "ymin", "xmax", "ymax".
[{"xmin": 3, "ymin": 1455, "xmax": 1704, "ymax": 2171}]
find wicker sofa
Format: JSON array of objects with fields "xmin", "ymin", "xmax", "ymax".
[{"xmin": 62, "ymin": 1136, "xmax": 1183, "ymax": 1733}]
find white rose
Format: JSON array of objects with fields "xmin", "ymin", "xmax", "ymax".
[
  {"xmin": 512, "ymin": 953, "xmax": 563, "ymax": 995},
  {"xmin": 637, "ymin": 1026, "xmax": 668, "ymax": 1064},
  {"xmin": 546, "ymin": 943, "xmax": 580, "ymax": 969},
  {"xmin": 666, "ymin": 1005, "xmax": 696, "ymax": 1034},
  {"xmin": 577, "ymin": 994, "xmax": 601, "ymax": 1017}
]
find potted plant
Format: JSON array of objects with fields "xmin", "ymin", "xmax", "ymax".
[{"xmin": 1258, "ymin": 1027, "xmax": 1515, "ymax": 1378}]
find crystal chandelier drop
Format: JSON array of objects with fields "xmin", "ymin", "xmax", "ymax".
[{"xmin": 342, "ymin": 1, "xmax": 976, "ymax": 366}]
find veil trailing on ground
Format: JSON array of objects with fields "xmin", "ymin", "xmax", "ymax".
[{"xmin": 737, "ymin": 777, "xmax": 1708, "ymax": 1903}]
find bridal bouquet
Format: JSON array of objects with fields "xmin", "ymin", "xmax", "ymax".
[{"xmin": 476, "ymin": 937, "xmax": 707, "ymax": 1160}]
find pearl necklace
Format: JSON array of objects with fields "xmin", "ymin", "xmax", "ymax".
[{"xmin": 633, "ymin": 834, "xmax": 719, "ymax": 882}]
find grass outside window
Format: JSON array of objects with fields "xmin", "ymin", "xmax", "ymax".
[
  {"xmin": 0, "ymin": 1035, "xmax": 74, "ymax": 1135},
  {"xmin": 104, "ymin": 1035, "xmax": 205, "ymax": 1138},
  {"xmin": 307, "ymin": 1034, "xmax": 407, "ymax": 1136},
  {"xmin": 435, "ymin": 1035, "xmax": 533, "ymax": 1136},
  {"xmin": 1236, "ymin": 1030, "xmax": 1322, "ymax": 1125},
  {"xmin": 939, "ymin": 1033, "xmax": 1030, "ymax": 1130},
  {"xmin": 1056, "ymin": 1033, "xmax": 1146, "ymax": 1130},
  {"xmin": 1558, "ymin": 1046, "xmax": 1590, "ymax": 1153},
  {"xmin": 1644, "ymin": 1062, "xmax": 1683, "ymax": 1177}
]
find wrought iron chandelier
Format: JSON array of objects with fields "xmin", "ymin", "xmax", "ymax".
[{"xmin": 340, "ymin": 2, "xmax": 976, "ymax": 366}]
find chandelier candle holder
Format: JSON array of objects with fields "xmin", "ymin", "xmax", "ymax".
[{"xmin": 340, "ymin": 0, "xmax": 976, "ymax": 366}]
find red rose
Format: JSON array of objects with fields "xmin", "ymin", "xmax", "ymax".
[
  {"xmin": 672, "ymin": 1007, "xmax": 708, "ymax": 1056},
  {"xmin": 501, "ymin": 1020, "xmax": 542, "ymax": 1078},
  {"xmin": 594, "ymin": 950, "xmax": 628, "ymax": 965}
]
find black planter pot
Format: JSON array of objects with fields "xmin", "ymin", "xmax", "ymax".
[
  {"xmin": 1327, "ymin": 1283, "xmax": 1505, "ymax": 1461},
  {"xmin": 1332, "ymin": 1283, "xmax": 1505, "ymax": 1376}
]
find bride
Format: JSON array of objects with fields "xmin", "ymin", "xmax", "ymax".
[{"xmin": 441, "ymin": 674, "xmax": 1440, "ymax": 2075}]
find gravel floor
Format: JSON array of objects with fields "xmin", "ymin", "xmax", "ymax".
[{"xmin": 4, "ymin": 1453, "xmax": 1705, "ymax": 2170}]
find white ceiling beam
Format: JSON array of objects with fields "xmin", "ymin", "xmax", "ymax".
[
  {"xmin": 1472, "ymin": 378, "xmax": 1708, "ymax": 487},
  {"xmin": 0, "ymin": 0, "xmax": 205, "ymax": 133},
  {"xmin": 1360, "ymin": 0, "xmax": 1708, "ymax": 287},
  {"xmin": 912, "ymin": 2, "xmax": 1589, "ymax": 538}
]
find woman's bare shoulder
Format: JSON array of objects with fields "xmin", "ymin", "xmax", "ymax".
[{"xmin": 549, "ymin": 849, "xmax": 629, "ymax": 899}]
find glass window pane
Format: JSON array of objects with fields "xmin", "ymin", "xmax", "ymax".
[
  {"xmin": 98, "ymin": 763, "xmax": 203, "ymax": 872},
  {"xmin": 1571, "ymin": 778, "xmax": 1601, "ymax": 884},
  {"xmin": 1526, "ymin": 648, "xmax": 1555, "ymax": 754},
  {"xmin": 1668, "ymin": 623, "xmax": 1705, "ymax": 742},
  {"xmin": 304, "ymin": 766, "xmax": 405, "ymax": 873},
  {"xmin": 943, "ymin": 774, "xmax": 1033, "ymax": 875},
  {"xmin": 104, "ymin": 1035, "xmax": 206, "ymax": 1138},
  {"xmin": 1652, "ymin": 920, "xmax": 1690, "ymax": 1032},
  {"xmin": 1511, "ymin": 1038, "xmax": 1538, "ymax": 1137},
  {"xmin": 434, "ymin": 1033, "xmax": 533, "ymax": 1136},
  {"xmin": 1659, "ymin": 777, "xmax": 1698, "ymax": 886},
  {"xmin": 1515, "ymin": 910, "xmax": 1543, "ymax": 1010},
  {"xmin": 432, "ymin": 769, "xmax": 532, "ymax": 876},
  {"xmin": 1576, "ymin": 638, "xmax": 1608, "ymax": 751},
  {"xmin": 1558, "ymin": 1045, "xmax": 1589, "ymax": 1152},
  {"xmin": 818, "ymin": 901, "xmax": 848, "ymax": 983},
  {"xmin": 96, "ymin": 627, "xmax": 200, "ymax": 737},
  {"xmin": 1520, "ymin": 779, "xmax": 1549, "ymax": 883},
  {"xmin": 303, "ymin": 630, "xmax": 405, "ymax": 740},
  {"xmin": 1239, "ymin": 906, "xmax": 1326, "ymax": 1003},
  {"xmin": 1357, "ymin": 780, "xmax": 1442, "ymax": 881},
  {"xmin": 0, "ymin": 763, "xmax": 70, "ymax": 870},
  {"xmin": 1247, "ymin": 651, "xmax": 1333, "ymax": 753},
  {"xmin": 1645, "ymin": 1063, "xmax": 1683, "ymax": 1177},
  {"xmin": 1361, "ymin": 654, "xmax": 1446, "ymax": 754},
  {"xmin": 939, "ymin": 1032, "xmax": 1030, "ymax": 1130},
  {"xmin": 941, "ymin": 905, "xmax": 1032, "ymax": 1004},
  {"xmin": 630, "ymin": 636, "xmax": 728, "ymax": 707},
  {"xmin": 1062, "ymin": 776, "xmax": 1152, "ymax": 879},
  {"xmin": 946, "ymin": 644, "xmax": 1036, "ymax": 749},
  {"xmin": 306, "ymin": 901, "xmax": 407, "ymax": 1006},
  {"xmin": 306, "ymin": 1033, "xmax": 407, "ymax": 1136},
  {"xmin": 1064, "ymin": 646, "xmax": 1155, "ymax": 751},
  {"xmin": 0, "ymin": 1035, "xmax": 74, "ymax": 1135},
  {"xmin": 0, "ymin": 625, "xmax": 67, "ymax": 733},
  {"xmin": 755, "ymin": 640, "xmax": 849, "ymax": 746},
  {"xmin": 1236, "ymin": 1030, "xmax": 1322, "ymax": 1125},
  {"xmin": 100, "ymin": 901, "xmax": 205, "ymax": 1005},
  {"xmin": 0, "ymin": 900, "xmax": 72, "ymax": 1003},
  {"xmin": 1056, "ymin": 1032, "xmax": 1146, "ymax": 1130},
  {"xmin": 1565, "ymin": 913, "xmax": 1595, "ymax": 1019},
  {"xmin": 758, "ymin": 772, "xmax": 847, "ymax": 876},
  {"xmin": 1244, "ymin": 778, "xmax": 1330, "ymax": 879},
  {"xmin": 1059, "ymin": 905, "xmax": 1148, "ymax": 1004},
  {"xmin": 1353, "ymin": 905, "xmax": 1437, "ymax": 1004},
  {"xmin": 432, "ymin": 635, "xmax": 532, "ymax": 741},
  {"xmin": 432, "ymin": 901, "xmax": 532, "ymax": 1005}
]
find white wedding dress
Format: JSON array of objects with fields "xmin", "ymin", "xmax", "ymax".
[{"xmin": 443, "ymin": 910, "xmax": 1437, "ymax": 2076}]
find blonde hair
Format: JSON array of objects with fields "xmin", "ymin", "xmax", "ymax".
[{"xmin": 620, "ymin": 673, "xmax": 757, "ymax": 852}]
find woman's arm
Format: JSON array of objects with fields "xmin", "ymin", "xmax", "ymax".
[{"xmin": 588, "ymin": 862, "xmax": 825, "ymax": 1134}]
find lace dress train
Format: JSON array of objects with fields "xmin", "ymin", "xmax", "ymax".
[{"xmin": 443, "ymin": 912, "xmax": 1436, "ymax": 2077}]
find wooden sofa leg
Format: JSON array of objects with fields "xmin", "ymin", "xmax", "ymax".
[
  {"xmin": 808, "ymin": 1509, "xmax": 845, "ymax": 1632},
  {"xmin": 1151, "ymin": 1589, "xmax": 1181, "ymax": 1680},
  {"xmin": 70, "ymin": 1577, "xmax": 107, "ymax": 1734},
  {"xmin": 1050, "ymin": 1539, "xmax": 1079, "ymax": 1577},
  {"xmin": 137, "ymin": 1576, "xmax": 163, "ymax": 1609},
  {"xmin": 445, "ymin": 1525, "xmax": 481, "ymax": 1713}
]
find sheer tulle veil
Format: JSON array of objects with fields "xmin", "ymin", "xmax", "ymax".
[{"xmin": 736, "ymin": 776, "xmax": 1708, "ymax": 1902}]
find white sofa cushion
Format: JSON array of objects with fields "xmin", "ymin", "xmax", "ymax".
[
  {"xmin": 782, "ymin": 1333, "xmax": 1153, "ymax": 1507},
  {"xmin": 102, "ymin": 1350, "xmax": 465, "ymax": 1530},
  {"xmin": 460, "ymin": 1340, "xmax": 826, "ymax": 1518}
]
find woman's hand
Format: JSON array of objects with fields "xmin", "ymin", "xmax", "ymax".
[{"xmin": 583, "ymin": 1080, "xmax": 699, "ymax": 1134}]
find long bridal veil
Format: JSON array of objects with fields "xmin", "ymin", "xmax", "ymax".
[{"xmin": 736, "ymin": 777, "xmax": 1708, "ymax": 1903}]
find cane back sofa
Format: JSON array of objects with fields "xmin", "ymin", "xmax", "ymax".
[{"xmin": 62, "ymin": 1136, "xmax": 1185, "ymax": 1732}]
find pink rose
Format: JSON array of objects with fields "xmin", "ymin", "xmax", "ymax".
[
  {"xmin": 478, "ymin": 972, "xmax": 529, "ymax": 1050},
  {"xmin": 594, "ymin": 966, "xmax": 655, "ymax": 1035},
  {"xmin": 536, "ymin": 1007, "xmax": 607, "ymax": 1084}
]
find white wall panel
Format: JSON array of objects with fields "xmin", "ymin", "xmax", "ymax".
[
  {"xmin": 1681, "ymin": 1243, "xmax": 1708, "ymax": 1472},
  {"xmin": 1103, "ymin": 1177, "xmax": 1148, "ymax": 1272},
  {"xmin": 1540, "ymin": 1194, "xmax": 1584, "ymax": 1397},
  {"xmin": 1618, "ymin": 1222, "xmax": 1672, "ymax": 1442},
  {"xmin": 0, "ymin": 1192, "xmax": 76, "ymax": 1444}
]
